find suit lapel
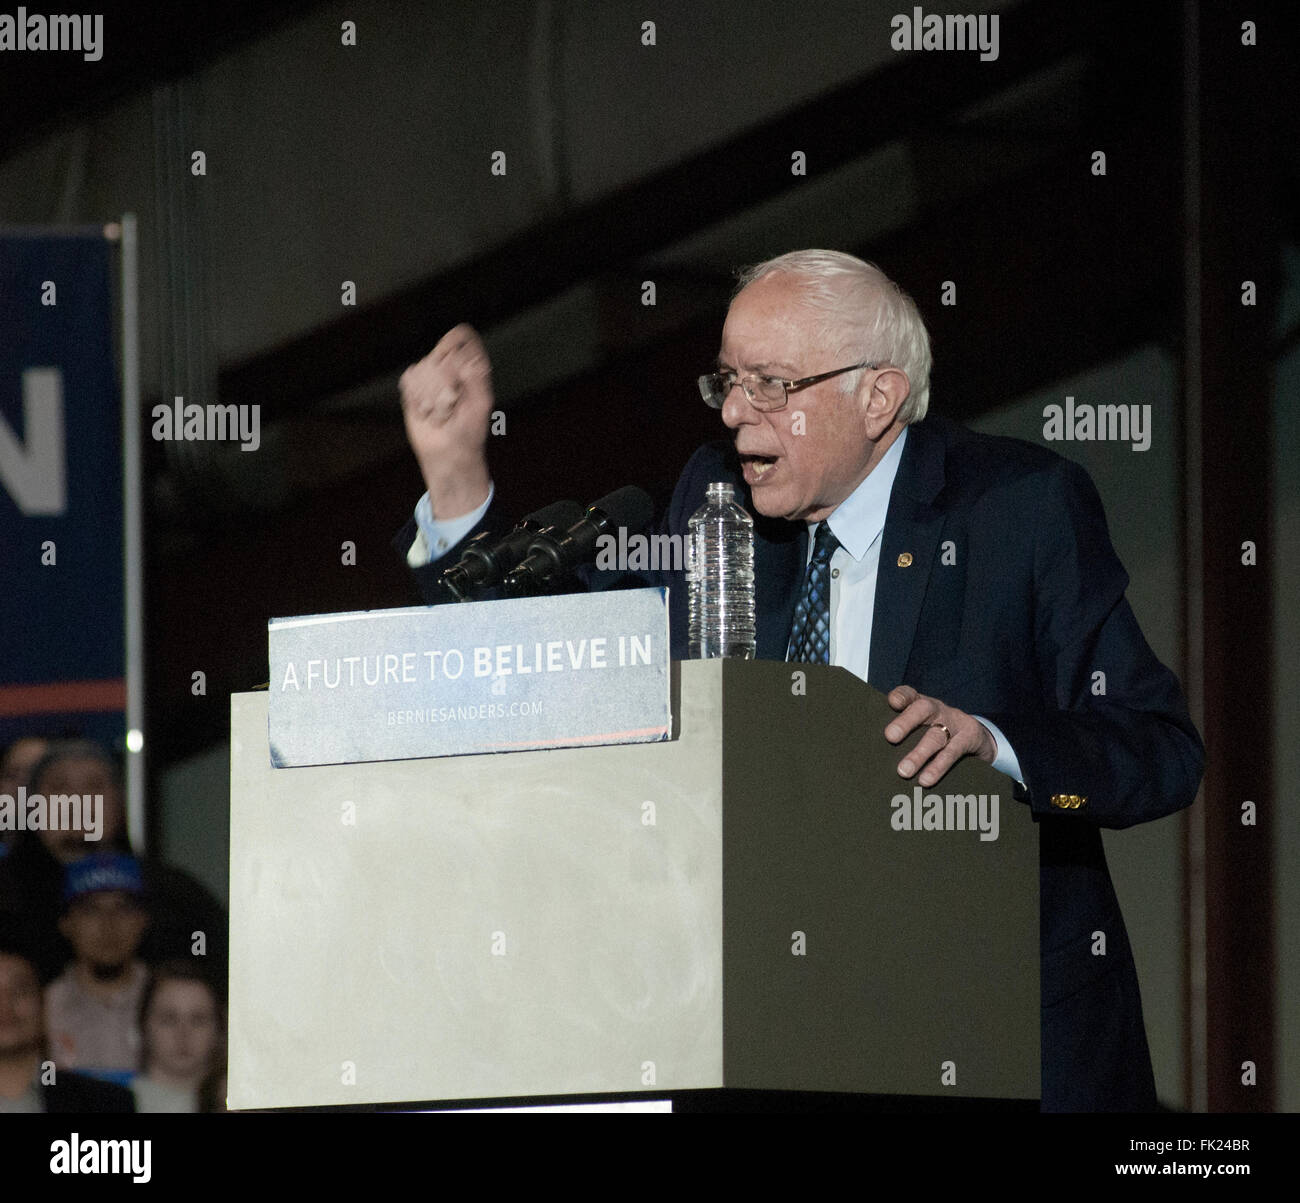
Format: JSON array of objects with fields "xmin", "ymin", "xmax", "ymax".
[{"xmin": 867, "ymin": 419, "xmax": 949, "ymax": 692}]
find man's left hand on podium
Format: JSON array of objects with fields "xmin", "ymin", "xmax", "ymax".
[{"xmin": 884, "ymin": 685, "xmax": 998, "ymax": 788}]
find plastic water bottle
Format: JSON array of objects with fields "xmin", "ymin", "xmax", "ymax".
[{"xmin": 687, "ymin": 482, "xmax": 756, "ymax": 659}]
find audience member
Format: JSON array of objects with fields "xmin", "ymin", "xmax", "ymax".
[
  {"xmin": 0, "ymin": 734, "xmax": 51, "ymax": 859},
  {"xmin": 132, "ymin": 961, "xmax": 223, "ymax": 1113},
  {"xmin": 0, "ymin": 923, "xmax": 133, "ymax": 1113},
  {"xmin": 44, "ymin": 853, "xmax": 150, "ymax": 1080},
  {"xmin": 0, "ymin": 734, "xmax": 51, "ymax": 797}
]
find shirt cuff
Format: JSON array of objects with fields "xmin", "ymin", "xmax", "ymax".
[
  {"xmin": 407, "ymin": 484, "xmax": 494, "ymax": 568},
  {"xmin": 972, "ymin": 715, "xmax": 1025, "ymax": 786}
]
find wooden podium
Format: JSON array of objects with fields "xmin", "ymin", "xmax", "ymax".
[{"xmin": 228, "ymin": 659, "xmax": 1038, "ymax": 1109}]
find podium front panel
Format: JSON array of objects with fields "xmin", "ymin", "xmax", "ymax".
[{"xmin": 229, "ymin": 670, "xmax": 725, "ymax": 1110}]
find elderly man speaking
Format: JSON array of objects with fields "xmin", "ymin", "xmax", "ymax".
[{"xmin": 394, "ymin": 249, "xmax": 1204, "ymax": 1113}]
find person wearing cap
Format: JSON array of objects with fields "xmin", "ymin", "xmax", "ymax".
[
  {"xmin": 43, "ymin": 852, "xmax": 150, "ymax": 1081},
  {"xmin": 0, "ymin": 924, "xmax": 134, "ymax": 1113}
]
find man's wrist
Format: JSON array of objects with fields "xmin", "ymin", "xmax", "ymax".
[{"xmin": 424, "ymin": 461, "xmax": 491, "ymax": 520}]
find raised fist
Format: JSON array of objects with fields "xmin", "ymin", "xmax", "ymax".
[{"xmin": 400, "ymin": 324, "xmax": 494, "ymax": 517}]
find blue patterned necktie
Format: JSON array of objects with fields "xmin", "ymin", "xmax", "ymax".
[{"xmin": 787, "ymin": 522, "xmax": 841, "ymax": 664}]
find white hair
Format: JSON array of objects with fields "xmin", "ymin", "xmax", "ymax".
[{"xmin": 734, "ymin": 249, "xmax": 932, "ymax": 424}]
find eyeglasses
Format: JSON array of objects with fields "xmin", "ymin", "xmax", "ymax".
[{"xmin": 698, "ymin": 361, "xmax": 879, "ymax": 412}]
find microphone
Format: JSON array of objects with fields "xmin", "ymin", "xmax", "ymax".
[
  {"xmin": 504, "ymin": 485, "xmax": 655, "ymax": 593},
  {"xmin": 442, "ymin": 499, "xmax": 585, "ymax": 601}
]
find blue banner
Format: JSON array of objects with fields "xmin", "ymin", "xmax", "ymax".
[{"xmin": 0, "ymin": 231, "xmax": 124, "ymax": 749}]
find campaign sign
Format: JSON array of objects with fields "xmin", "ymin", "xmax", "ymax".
[
  {"xmin": 267, "ymin": 588, "xmax": 671, "ymax": 767},
  {"xmin": 0, "ymin": 231, "xmax": 124, "ymax": 749}
]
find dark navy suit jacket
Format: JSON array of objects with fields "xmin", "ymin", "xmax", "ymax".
[{"xmin": 397, "ymin": 412, "xmax": 1204, "ymax": 1111}]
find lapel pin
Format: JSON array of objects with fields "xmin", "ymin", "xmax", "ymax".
[{"xmin": 897, "ymin": 552, "xmax": 913, "ymax": 567}]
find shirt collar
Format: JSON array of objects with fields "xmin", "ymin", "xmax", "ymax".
[{"xmin": 818, "ymin": 425, "xmax": 909, "ymax": 560}]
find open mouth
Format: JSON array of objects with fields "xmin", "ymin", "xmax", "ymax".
[{"xmin": 740, "ymin": 453, "xmax": 779, "ymax": 482}]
